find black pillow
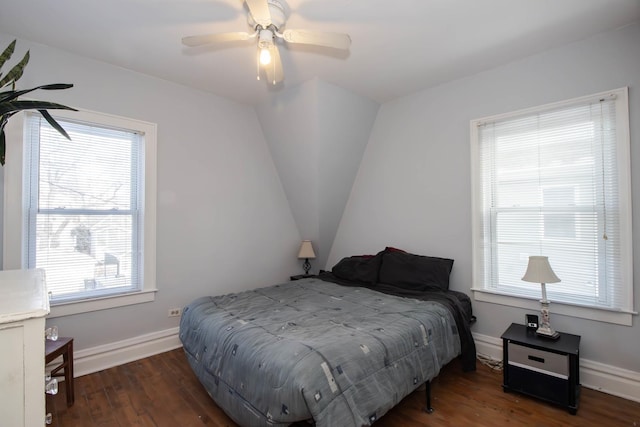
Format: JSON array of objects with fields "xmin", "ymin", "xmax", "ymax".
[
  {"xmin": 379, "ymin": 250, "xmax": 454, "ymax": 291},
  {"xmin": 331, "ymin": 251, "xmax": 384, "ymax": 285}
]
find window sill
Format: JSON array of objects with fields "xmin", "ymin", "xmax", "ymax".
[
  {"xmin": 470, "ymin": 288, "xmax": 634, "ymax": 326},
  {"xmin": 48, "ymin": 289, "xmax": 158, "ymax": 318}
]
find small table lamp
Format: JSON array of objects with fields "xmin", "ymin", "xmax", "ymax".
[
  {"xmin": 297, "ymin": 240, "xmax": 316, "ymax": 275},
  {"xmin": 522, "ymin": 256, "xmax": 561, "ymax": 339}
]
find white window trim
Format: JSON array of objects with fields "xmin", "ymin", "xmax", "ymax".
[
  {"xmin": 3, "ymin": 109, "xmax": 157, "ymax": 318},
  {"xmin": 470, "ymin": 288, "xmax": 633, "ymax": 326},
  {"xmin": 470, "ymin": 88, "xmax": 634, "ymax": 326}
]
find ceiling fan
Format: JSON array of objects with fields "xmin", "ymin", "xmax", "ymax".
[{"xmin": 181, "ymin": 0, "xmax": 351, "ymax": 85}]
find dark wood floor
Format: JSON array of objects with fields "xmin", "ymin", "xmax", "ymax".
[{"xmin": 48, "ymin": 348, "xmax": 640, "ymax": 426}]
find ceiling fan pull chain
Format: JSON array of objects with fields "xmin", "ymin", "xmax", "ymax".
[
  {"xmin": 272, "ymin": 58, "xmax": 276, "ymax": 85},
  {"xmin": 256, "ymin": 49, "xmax": 261, "ymax": 81}
]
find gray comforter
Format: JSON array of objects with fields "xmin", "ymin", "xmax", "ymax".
[{"xmin": 179, "ymin": 278, "xmax": 461, "ymax": 426}]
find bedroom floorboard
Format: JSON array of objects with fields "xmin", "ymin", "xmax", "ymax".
[{"xmin": 47, "ymin": 348, "xmax": 640, "ymax": 426}]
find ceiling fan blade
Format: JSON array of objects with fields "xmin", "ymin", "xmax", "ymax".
[
  {"xmin": 182, "ymin": 32, "xmax": 251, "ymax": 47},
  {"xmin": 282, "ymin": 29, "xmax": 351, "ymax": 50},
  {"xmin": 264, "ymin": 44, "xmax": 283, "ymax": 85},
  {"xmin": 246, "ymin": 0, "xmax": 272, "ymax": 27}
]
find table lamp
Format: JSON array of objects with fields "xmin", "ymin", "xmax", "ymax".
[
  {"xmin": 297, "ymin": 240, "xmax": 316, "ymax": 275},
  {"xmin": 522, "ymin": 255, "xmax": 561, "ymax": 339}
]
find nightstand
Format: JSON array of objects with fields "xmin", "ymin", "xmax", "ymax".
[
  {"xmin": 501, "ymin": 323, "xmax": 580, "ymax": 414},
  {"xmin": 290, "ymin": 274, "xmax": 315, "ymax": 281}
]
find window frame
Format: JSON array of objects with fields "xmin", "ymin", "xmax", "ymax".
[
  {"xmin": 470, "ymin": 88, "xmax": 634, "ymax": 326},
  {"xmin": 3, "ymin": 108, "xmax": 157, "ymax": 318}
]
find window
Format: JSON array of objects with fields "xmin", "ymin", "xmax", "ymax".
[
  {"xmin": 3, "ymin": 109, "xmax": 157, "ymax": 316},
  {"xmin": 470, "ymin": 88, "xmax": 633, "ymax": 324}
]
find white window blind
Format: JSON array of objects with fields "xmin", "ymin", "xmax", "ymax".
[
  {"xmin": 24, "ymin": 114, "xmax": 144, "ymax": 303},
  {"xmin": 472, "ymin": 88, "xmax": 633, "ymax": 313}
]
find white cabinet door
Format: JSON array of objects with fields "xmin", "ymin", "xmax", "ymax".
[{"xmin": 0, "ymin": 325, "xmax": 26, "ymax": 426}]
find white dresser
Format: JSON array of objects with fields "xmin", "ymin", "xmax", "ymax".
[{"xmin": 0, "ymin": 269, "xmax": 50, "ymax": 427}]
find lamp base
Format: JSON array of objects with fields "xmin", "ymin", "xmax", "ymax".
[
  {"xmin": 302, "ymin": 258, "xmax": 311, "ymax": 275},
  {"xmin": 536, "ymin": 327, "xmax": 560, "ymax": 340},
  {"xmin": 536, "ymin": 300, "xmax": 559, "ymax": 339}
]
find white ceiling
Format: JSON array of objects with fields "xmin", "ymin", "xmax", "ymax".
[{"xmin": 2, "ymin": 0, "xmax": 639, "ymax": 105}]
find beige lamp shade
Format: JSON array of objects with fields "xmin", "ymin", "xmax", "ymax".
[
  {"xmin": 297, "ymin": 240, "xmax": 316, "ymax": 259},
  {"xmin": 522, "ymin": 256, "xmax": 560, "ymax": 284}
]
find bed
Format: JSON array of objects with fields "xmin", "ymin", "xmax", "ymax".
[{"xmin": 179, "ymin": 247, "xmax": 476, "ymax": 426}]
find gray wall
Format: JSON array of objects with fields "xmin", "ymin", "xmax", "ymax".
[
  {"xmin": 329, "ymin": 22, "xmax": 640, "ymax": 372},
  {"xmin": 0, "ymin": 33, "xmax": 301, "ymax": 350}
]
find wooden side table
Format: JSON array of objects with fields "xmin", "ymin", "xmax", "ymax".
[{"xmin": 45, "ymin": 337, "xmax": 74, "ymax": 407}]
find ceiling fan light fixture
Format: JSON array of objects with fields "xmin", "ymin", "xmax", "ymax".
[
  {"xmin": 258, "ymin": 28, "xmax": 274, "ymax": 66},
  {"xmin": 259, "ymin": 47, "xmax": 272, "ymax": 65}
]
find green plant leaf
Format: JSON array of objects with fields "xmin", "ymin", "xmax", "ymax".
[
  {"xmin": 0, "ymin": 83, "xmax": 75, "ymax": 103},
  {"xmin": 38, "ymin": 83, "xmax": 74, "ymax": 91},
  {"xmin": 39, "ymin": 110, "xmax": 71, "ymax": 140},
  {"xmin": 0, "ymin": 112, "xmax": 11, "ymax": 166},
  {"xmin": 0, "ymin": 129, "xmax": 5, "ymax": 166},
  {"xmin": 0, "ymin": 89, "xmax": 18, "ymax": 103},
  {"xmin": 0, "ymin": 50, "xmax": 29, "ymax": 89},
  {"xmin": 0, "ymin": 40, "xmax": 17, "ymax": 80},
  {"xmin": 0, "ymin": 99, "xmax": 76, "ymax": 116},
  {"xmin": 0, "ymin": 40, "xmax": 75, "ymax": 166}
]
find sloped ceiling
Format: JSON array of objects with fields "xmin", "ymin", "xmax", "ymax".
[
  {"xmin": 0, "ymin": 0, "xmax": 638, "ymax": 105},
  {"xmin": 256, "ymin": 79, "xmax": 378, "ymax": 270}
]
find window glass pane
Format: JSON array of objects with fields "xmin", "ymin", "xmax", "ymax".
[
  {"xmin": 543, "ymin": 187, "xmax": 576, "ymax": 239},
  {"xmin": 25, "ymin": 114, "xmax": 143, "ymax": 303},
  {"xmin": 34, "ymin": 214, "xmax": 136, "ymax": 300},
  {"xmin": 38, "ymin": 121, "xmax": 135, "ymax": 211}
]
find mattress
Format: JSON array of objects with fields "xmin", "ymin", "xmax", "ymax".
[{"xmin": 179, "ymin": 277, "xmax": 464, "ymax": 426}]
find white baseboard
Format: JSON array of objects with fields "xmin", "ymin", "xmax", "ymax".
[
  {"xmin": 72, "ymin": 327, "xmax": 182, "ymax": 377},
  {"xmin": 473, "ymin": 332, "xmax": 640, "ymax": 403}
]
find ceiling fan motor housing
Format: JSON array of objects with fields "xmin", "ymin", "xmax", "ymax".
[
  {"xmin": 258, "ymin": 29, "xmax": 274, "ymax": 48},
  {"xmin": 247, "ymin": 0, "xmax": 288, "ymax": 30}
]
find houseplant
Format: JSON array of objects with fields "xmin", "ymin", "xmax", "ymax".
[{"xmin": 0, "ymin": 39, "xmax": 75, "ymax": 165}]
